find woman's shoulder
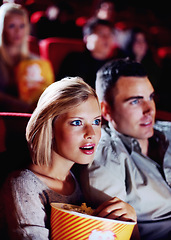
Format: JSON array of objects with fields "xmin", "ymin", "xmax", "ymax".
[
  {"xmin": 1, "ymin": 169, "xmax": 52, "ymax": 208},
  {"xmin": 2, "ymin": 169, "xmax": 45, "ymax": 192}
]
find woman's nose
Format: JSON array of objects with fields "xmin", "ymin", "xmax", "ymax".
[{"xmin": 84, "ymin": 125, "xmax": 95, "ymax": 139}]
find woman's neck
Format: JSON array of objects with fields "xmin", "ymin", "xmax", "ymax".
[
  {"xmin": 29, "ymin": 150, "xmax": 77, "ymax": 195},
  {"xmin": 30, "ymin": 150, "xmax": 74, "ymax": 182},
  {"xmin": 5, "ymin": 45, "xmax": 22, "ymax": 66},
  {"xmin": 30, "ymin": 163, "xmax": 75, "ymax": 195}
]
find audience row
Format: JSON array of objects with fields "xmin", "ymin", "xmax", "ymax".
[
  {"xmin": 0, "ymin": 2, "xmax": 170, "ymax": 113},
  {"xmin": 0, "ymin": 59, "xmax": 171, "ymax": 240},
  {"xmin": 0, "ymin": 2, "xmax": 171, "ymax": 240}
]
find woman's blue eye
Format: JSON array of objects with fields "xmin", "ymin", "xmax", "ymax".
[
  {"xmin": 93, "ymin": 119, "xmax": 101, "ymax": 125},
  {"xmin": 20, "ymin": 23, "xmax": 25, "ymax": 29},
  {"xmin": 8, "ymin": 23, "xmax": 25, "ymax": 29},
  {"xmin": 9, "ymin": 24, "xmax": 15, "ymax": 29},
  {"xmin": 71, "ymin": 120, "xmax": 82, "ymax": 126}
]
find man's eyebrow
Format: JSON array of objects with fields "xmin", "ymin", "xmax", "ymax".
[
  {"xmin": 124, "ymin": 96, "xmax": 143, "ymax": 102},
  {"xmin": 124, "ymin": 91, "xmax": 155, "ymax": 102}
]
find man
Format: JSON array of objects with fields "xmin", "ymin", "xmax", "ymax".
[
  {"xmin": 80, "ymin": 58, "xmax": 171, "ymax": 240},
  {"xmin": 57, "ymin": 17, "xmax": 124, "ymax": 89}
]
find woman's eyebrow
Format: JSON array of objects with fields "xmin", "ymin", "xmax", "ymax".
[
  {"xmin": 69, "ymin": 115, "xmax": 102, "ymax": 119},
  {"xmin": 94, "ymin": 115, "xmax": 102, "ymax": 119}
]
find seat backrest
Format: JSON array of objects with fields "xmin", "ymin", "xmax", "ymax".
[
  {"xmin": 156, "ymin": 110, "xmax": 171, "ymax": 122},
  {"xmin": 28, "ymin": 35, "xmax": 40, "ymax": 56},
  {"xmin": 0, "ymin": 117, "xmax": 6, "ymax": 153},
  {"xmin": 0, "ymin": 112, "xmax": 32, "ymax": 186},
  {"xmin": 157, "ymin": 46, "xmax": 171, "ymax": 60},
  {"xmin": 39, "ymin": 37, "xmax": 85, "ymax": 76}
]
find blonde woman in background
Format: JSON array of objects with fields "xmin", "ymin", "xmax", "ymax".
[{"xmin": 0, "ymin": 3, "xmax": 54, "ymax": 112}]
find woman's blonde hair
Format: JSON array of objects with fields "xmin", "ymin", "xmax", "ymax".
[
  {"xmin": 0, "ymin": 3, "xmax": 30, "ymax": 65},
  {"xmin": 26, "ymin": 77, "xmax": 99, "ymax": 166}
]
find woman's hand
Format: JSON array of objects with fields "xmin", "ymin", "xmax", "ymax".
[{"xmin": 93, "ymin": 197, "xmax": 137, "ymax": 222}]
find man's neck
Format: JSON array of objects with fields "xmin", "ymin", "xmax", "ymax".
[{"xmin": 137, "ymin": 139, "xmax": 149, "ymax": 156}]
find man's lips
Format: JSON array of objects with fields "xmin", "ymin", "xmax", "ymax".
[
  {"xmin": 79, "ymin": 144, "xmax": 96, "ymax": 155},
  {"xmin": 140, "ymin": 121, "xmax": 153, "ymax": 127},
  {"xmin": 140, "ymin": 115, "xmax": 154, "ymax": 127}
]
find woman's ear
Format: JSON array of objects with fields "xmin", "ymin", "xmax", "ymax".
[{"xmin": 101, "ymin": 101, "xmax": 112, "ymax": 122}]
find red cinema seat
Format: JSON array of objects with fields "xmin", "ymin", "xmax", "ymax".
[
  {"xmin": 39, "ymin": 37, "xmax": 85, "ymax": 76},
  {"xmin": 28, "ymin": 35, "xmax": 40, "ymax": 56},
  {"xmin": 157, "ymin": 46, "xmax": 171, "ymax": 60}
]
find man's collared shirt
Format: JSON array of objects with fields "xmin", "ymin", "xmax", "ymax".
[{"xmin": 80, "ymin": 121, "xmax": 171, "ymax": 240}]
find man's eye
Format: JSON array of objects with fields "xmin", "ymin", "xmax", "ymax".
[
  {"xmin": 93, "ymin": 119, "xmax": 101, "ymax": 126},
  {"xmin": 130, "ymin": 99, "xmax": 139, "ymax": 105},
  {"xmin": 150, "ymin": 92, "xmax": 155, "ymax": 101},
  {"xmin": 70, "ymin": 120, "xmax": 82, "ymax": 126}
]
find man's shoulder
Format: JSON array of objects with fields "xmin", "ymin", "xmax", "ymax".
[
  {"xmin": 94, "ymin": 125, "xmax": 128, "ymax": 165},
  {"xmin": 154, "ymin": 121, "xmax": 171, "ymax": 141},
  {"xmin": 154, "ymin": 120, "xmax": 171, "ymax": 132},
  {"xmin": 99, "ymin": 125, "xmax": 118, "ymax": 145}
]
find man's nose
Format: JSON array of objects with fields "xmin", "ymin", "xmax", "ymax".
[{"xmin": 143, "ymin": 100, "xmax": 155, "ymax": 115}]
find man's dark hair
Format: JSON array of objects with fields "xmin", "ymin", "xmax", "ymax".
[
  {"xmin": 83, "ymin": 17, "xmax": 113, "ymax": 37},
  {"xmin": 96, "ymin": 58, "xmax": 148, "ymax": 106}
]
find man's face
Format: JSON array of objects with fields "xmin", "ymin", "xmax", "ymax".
[
  {"xmin": 109, "ymin": 76, "xmax": 156, "ymax": 140},
  {"xmin": 86, "ymin": 25, "xmax": 114, "ymax": 59}
]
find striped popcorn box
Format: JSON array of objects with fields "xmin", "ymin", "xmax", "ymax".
[{"xmin": 50, "ymin": 203, "xmax": 136, "ymax": 240}]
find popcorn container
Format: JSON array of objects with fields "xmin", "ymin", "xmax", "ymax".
[{"xmin": 50, "ymin": 203, "xmax": 136, "ymax": 240}]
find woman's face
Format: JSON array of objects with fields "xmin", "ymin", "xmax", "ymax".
[
  {"xmin": 53, "ymin": 96, "xmax": 101, "ymax": 165},
  {"xmin": 132, "ymin": 33, "xmax": 148, "ymax": 59},
  {"xmin": 3, "ymin": 13, "xmax": 28, "ymax": 46}
]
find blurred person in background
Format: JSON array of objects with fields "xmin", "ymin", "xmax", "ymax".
[
  {"xmin": 30, "ymin": 1, "xmax": 82, "ymax": 40},
  {"xmin": 124, "ymin": 27, "xmax": 161, "ymax": 91},
  {"xmin": 95, "ymin": 0, "xmax": 116, "ymax": 25},
  {"xmin": 0, "ymin": 2, "xmax": 54, "ymax": 112},
  {"xmin": 57, "ymin": 17, "xmax": 125, "ymax": 89},
  {"xmin": 2, "ymin": 0, "xmax": 27, "ymax": 5},
  {"xmin": 94, "ymin": 0, "xmax": 132, "ymax": 51}
]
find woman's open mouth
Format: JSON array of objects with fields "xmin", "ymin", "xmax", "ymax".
[{"xmin": 79, "ymin": 144, "xmax": 95, "ymax": 155}]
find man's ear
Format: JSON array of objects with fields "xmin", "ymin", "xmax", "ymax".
[{"xmin": 101, "ymin": 101, "xmax": 113, "ymax": 122}]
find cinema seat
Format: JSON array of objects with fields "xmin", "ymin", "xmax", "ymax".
[
  {"xmin": 157, "ymin": 46, "xmax": 171, "ymax": 60},
  {"xmin": 39, "ymin": 37, "xmax": 85, "ymax": 76},
  {"xmin": 28, "ymin": 35, "xmax": 40, "ymax": 56},
  {"xmin": 0, "ymin": 112, "xmax": 32, "ymax": 186},
  {"xmin": 156, "ymin": 110, "xmax": 171, "ymax": 122}
]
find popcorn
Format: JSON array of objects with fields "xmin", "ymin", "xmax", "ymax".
[{"xmin": 63, "ymin": 202, "xmax": 94, "ymax": 215}]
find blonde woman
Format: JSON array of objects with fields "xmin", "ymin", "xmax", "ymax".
[
  {"xmin": 0, "ymin": 77, "xmax": 137, "ymax": 239},
  {"xmin": 0, "ymin": 3, "xmax": 54, "ymax": 112}
]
